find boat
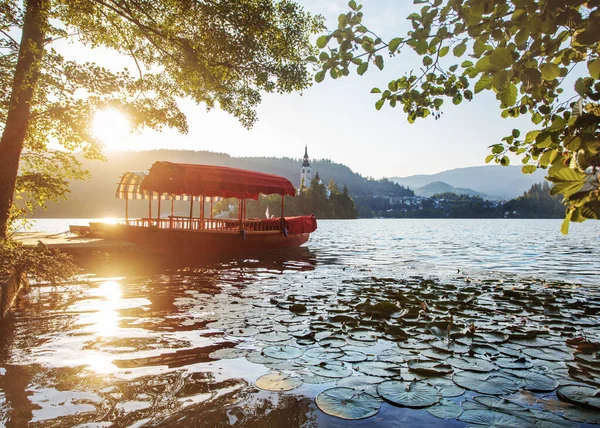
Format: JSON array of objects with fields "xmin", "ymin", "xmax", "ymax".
[{"xmin": 91, "ymin": 161, "xmax": 317, "ymax": 258}]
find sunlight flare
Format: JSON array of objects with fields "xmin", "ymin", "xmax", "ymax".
[{"xmin": 92, "ymin": 109, "xmax": 130, "ymax": 151}]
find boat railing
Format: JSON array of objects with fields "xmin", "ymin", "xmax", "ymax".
[{"xmin": 119, "ymin": 216, "xmax": 282, "ymax": 232}]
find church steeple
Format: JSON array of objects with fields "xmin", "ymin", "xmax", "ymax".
[
  {"xmin": 302, "ymin": 144, "xmax": 310, "ymax": 167},
  {"xmin": 299, "ymin": 144, "xmax": 312, "ymax": 191}
]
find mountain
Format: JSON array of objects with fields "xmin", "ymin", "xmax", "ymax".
[
  {"xmin": 391, "ymin": 165, "xmax": 547, "ymax": 199},
  {"xmin": 35, "ymin": 149, "xmax": 411, "ymax": 218},
  {"xmin": 413, "ymin": 181, "xmax": 490, "ymax": 199}
]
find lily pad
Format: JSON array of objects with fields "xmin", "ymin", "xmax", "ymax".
[
  {"xmin": 262, "ymin": 345, "xmax": 303, "ymax": 360},
  {"xmin": 458, "ymin": 409, "xmax": 534, "ymax": 427},
  {"xmin": 309, "ymin": 362, "xmax": 352, "ymax": 378},
  {"xmin": 495, "ymin": 357, "xmax": 533, "ymax": 370},
  {"xmin": 337, "ymin": 375, "xmax": 386, "ymax": 389},
  {"xmin": 354, "ymin": 361, "xmax": 400, "ymax": 377},
  {"xmin": 500, "ymin": 369, "xmax": 558, "ymax": 392},
  {"xmin": 319, "ymin": 337, "xmax": 347, "ymax": 348},
  {"xmin": 208, "ymin": 348, "xmax": 249, "ymax": 360},
  {"xmin": 452, "ymin": 371, "xmax": 519, "ymax": 395},
  {"xmin": 472, "ymin": 395, "xmax": 528, "ymax": 414},
  {"xmin": 563, "ymin": 406, "xmax": 600, "ymax": 424},
  {"xmin": 377, "ymin": 380, "xmax": 441, "ymax": 408},
  {"xmin": 255, "ymin": 371, "xmax": 302, "ymax": 392},
  {"xmin": 529, "ymin": 409, "xmax": 579, "ymax": 428},
  {"xmin": 431, "ymin": 340, "xmax": 469, "ymax": 354},
  {"xmin": 304, "ymin": 347, "xmax": 344, "ymax": 360},
  {"xmin": 339, "ymin": 350, "xmax": 368, "ymax": 363},
  {"xmin": 255, "ymin": 332, "xmax": 291, "ymax": 342},
  {"xmin": 407, "ymin": 359, "xmax": 453, "ymax": 376},
  {"xmin": 557, "ymin": 385, "xmax": 600, "ymax": 410},
  {"xmin": 426, "ymin": 398, "xmax": 463, "ymax": 419},
  {"xmin": 426, "ymin": 377, "xmax": 465, "ymax": 397},
  {"xmin": 447, "ymin": 356, "xmax": 495, "ymax": 372},
  {"xmin": 523, "ymin": 347, "xmax": 574, "ymax": 362},
  {"xmin": 315, "ymin": 387, "xmax": 381, "ymax": 420}
]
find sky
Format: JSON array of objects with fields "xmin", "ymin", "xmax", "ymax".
[{"xmin": 72, "ymin": 0, "xmax": 538, "ymax": 178}]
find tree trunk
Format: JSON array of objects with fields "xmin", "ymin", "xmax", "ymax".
[{"xmin": 0, "ymin": 0, "xmax": 49, "ymax": 239}]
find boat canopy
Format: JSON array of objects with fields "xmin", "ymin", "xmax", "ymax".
[
  {"xmin": 140, "ymin": 162, "xmax": 296, "ymax": 200},
  {"xmin": 116, "ymin": 171, "xmax": 200, "ymax": 201}
]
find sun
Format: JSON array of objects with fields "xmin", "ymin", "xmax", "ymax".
[{"xmin": 92, "ymin": 109, "xmax": 130, "ymax": 150}]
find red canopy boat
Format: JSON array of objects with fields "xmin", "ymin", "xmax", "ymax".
[{"xmin": 96, "ymin": 162, "xmax": 317, "ymax": 258}]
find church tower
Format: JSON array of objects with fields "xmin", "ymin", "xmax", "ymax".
[{"xmin": 300, "ymin": 144, "xmax": 312, "ymax": 191}]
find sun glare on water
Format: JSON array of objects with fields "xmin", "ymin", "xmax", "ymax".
[{"xmin": 92, "ymin": 109, "xmax": 130, "ymax": 151}]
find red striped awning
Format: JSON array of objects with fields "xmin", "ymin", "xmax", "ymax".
[{"xmin": 140, "ymin": 162, "xmax": 296, "ymax": 200}]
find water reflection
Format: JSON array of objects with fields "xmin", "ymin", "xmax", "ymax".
[{"xmin": 0, "ymin": 248, "xmax": 319, "ymax": 427}]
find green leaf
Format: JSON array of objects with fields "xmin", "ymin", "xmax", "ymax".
[
  {"xmin": 439, "ymin": 46, "xmax": 450, "ymax": 57},
  {"xmin": 511, "ymin": 129, "xmax": 520, "ymax": 138},
  {"xmin": 500, "ymin": 83, "xmax": 517, "ymax": 106},
  {"xmin": 522, "ymin": 165, "xmax": 536, "ymax": 174},
  {"xmin": 357, "ymin": 62, "xmax": 368, "ymax": 76},
  {"xmin": 525, "ymin": 130, "xmax": 540, "ymax": 143},
  {"xmin": 453, "ymin": 43, "xmax": 466, "ymax": 57},
  {"xmin": 561, "ymin": 210, "xmax": 572, "ymax": 234},
  {"xmin": 474, "ymin": 76, "xmax": 491, "ymax": 93},
  {"xmin": 588, "ymin": 59, "xmax": 600, "ymax": 80},
  {"xmin": 371, "ymin": 87, "xmax": 381, "ymax": 93},
  {"xmin": 475, "ymin": 56, "xmax": 491, "ymax": 72},
  {"xmin": 473, "ymin": 39, "xmax": 486, "ymax": 56},
  {"xmin": 500, "ymin": 156, "xmax": 510, "ymax": 166},
  {"xmin": 423, "ymin": 56, "xmax": 433, "ymax": 66},
  {"xmin": 315, "ymin": 71, "xmax": 325, "ymax": 83},
  {"xmin": 490, "ymin": 48, "xmax": 512, "ymax": 69},
  {"xmin": 485, "ymin": 154, "xmax": 495, "ymax": 163},
  {"xmin": 375, "ymin": 99, "xmax": 384, "ymax": 110},
  {"xmin": 348, "ymin": 0, "xmax": 357, "ymax": 10},
  {"xmin": 389, "ymin": 37, "xmax": 403, "ymax": 53},
  {"xmin": 541, "ymin": 63, "xmax": 560, "ymax": 80},
  {"xmin": 532, "ymin": 113, "xmax": 543, "ymax": 124},
  {"xmin": 461, "ymin": 60, "xmax": 473, "ymax": 68},
  {"xmin": 316, "ymin": 35, "xmax": 330, "ymax": 49},
  {"xmin": 375, "ymin": 55, "xmax": 384, "ymax": 70}
]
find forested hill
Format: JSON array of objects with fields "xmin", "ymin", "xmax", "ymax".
[{"xmin": 38, "ymin": 149, "xmax": 413, "ymax": 218}]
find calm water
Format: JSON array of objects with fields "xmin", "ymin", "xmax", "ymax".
[{"xmin": 1, "ymin": 219, "xmax": 599, "ymax": 427}]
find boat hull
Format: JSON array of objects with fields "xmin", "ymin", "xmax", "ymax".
[{"xmin": 101, "ymin": 224, "xmax": 311, "ymax": 258}]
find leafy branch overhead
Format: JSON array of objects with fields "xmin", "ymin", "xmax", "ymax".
[
  {"xmin": 0, "ymin": 0, "xmax": 322, "ymax": 238},
  {"xmin": 312, "ymin": 0, "xmax": 600, "ymax": 233}
]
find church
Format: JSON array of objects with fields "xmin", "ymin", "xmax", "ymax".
[{"xmin": 299, "ymin": 145, "xmax": 330, "ymax": 198}]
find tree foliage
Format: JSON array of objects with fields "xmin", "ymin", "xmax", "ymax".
[
  {"xmin": 0, "ymin": 0, "xmax": 322, "ymax": 238},
  {"xmin": 313, "ymin": 0, "xmax": 600, "ymax": 233}
]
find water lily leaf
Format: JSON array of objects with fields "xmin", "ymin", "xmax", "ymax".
[
  {"xmin": 426, "ymin": 398, "xmax": 463, "ymax": 419},
  {"xmin": 472, "ymin": 395, "xmax": 528, "ymax": 414},
  {"xmin": 310, "ymin": 362, "xmax": 352, "ymax": 378},
  {"xmin": 354, "ymin": 361, "xmax": 401, "ymax": 377},
  {"xmin": 304, "ymin": 347, "xmax": 344, "ymax": 360},
  {"xmin": 337, "ymin": 375, "xmax": 386, "ymax": 389},
  {"xmin": 523, "ymin": 347, "xmax": 573, "ymax": 362},
  {"xmin": 339, "ymin": 350, "xmax": 368, "ymax": 363},
  {"xmin": 453, "ymin": 372, "xmax": 519, "ymax": 395},
  {"xmin": 377, "ymin": 380, "xmax": 441, "ymax": 408},
  {"xmin": 563, "ymin": 406, "xmax": 600, "ymax": 424},
  {"xmin": 529, "ymin": 409, "xmax": 579, "ymax": 428},
  {"xmin": 262, "ymin": 345, "xmax": 303, "ymax": 360},
  {"xmin": 245, "ymin": 351, "xmax": 281, "ymax": 365},
  {"xmin": 471, "ymin": 344, "xmax": 500, "ymax": 356},
  {"xmin": 421, "ymin": 348, "xmax": 453, "ymax": 361},
  {"xmin": 557, "ymin": 385, "xmax": 600, "ymax": 410},
  {"xmin": 376, "ymin": 349, "xmax": 405, "ymax": 364},
  {"xmin": 348, "ymin": 328, "xmax": 379, "ymax": 342},
  {"xmin": 227, "ymin": 327, "xmax": 259, "ymax": 337},
  {"xmin": 500, "ymin": 369, "xmax": 558, "ymax": 392},
  {"xmin": 447, "ymin": 356, "xmax": 495, "ymax": 372},
  {"xmin": 256, "ymin": 371, "xmax": 302, "ymax": 391},
  {"xmin": 458, "ymin": 409, "xmax": 534, "ymax": 427},
  {"xmin": 431, "ymin": 340, "xmax": 470, "ymax": 354},
  {"xmin": 495, "ymin": 357, "xmax": 532, "ymax": 370},
  {"xmin": 315, "ymin": 387, "xmax": 381, "ymax": 420},
  {"xmin": 510, "ymin": 337, "xmax": 555, "ymax": 348},
  {"xmin": 474, "ymin": 332, "xmax": 509, "ymax": 344},
  {"xmin": 398, "ymin": 340, "xmax": 429, "ymax": 350},
  {"xmin": 208, "ymin": 348, "xmax": 248, "ymax": 359},
  {"xmin": 255, "ymin": 332, "xmax": 291, "ymax": 342},
  {"xmin": 426, "ymin": 377, "xmax": 465, "ymax": 397},
  {"xmin": 302, "ymin": 373, "xmax": 336, "ymax": 384},
  {"xmin": 407, "ymin": 359, "xmax": 454, "ymax": 376},
  {"xmin": 319, "ymin": 337, "xmax": 347, "ymax": 348}
]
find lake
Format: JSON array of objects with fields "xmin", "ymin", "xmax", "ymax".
[{"xmin": 1, "ymin": 219, "xmax": 599, "ymax": 427}]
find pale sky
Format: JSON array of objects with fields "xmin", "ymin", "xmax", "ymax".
[{"xmin": 71, "ymin": 0, "xmax": 540, "ymax": 178}]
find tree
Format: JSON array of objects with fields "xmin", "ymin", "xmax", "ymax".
[
  {"xmin": 313, "ymin": 0, "xmax": 600, "ymax": 233},
  {"xmin": 0, "ymin": 0, "xmax": 322, "ymax": 238}
]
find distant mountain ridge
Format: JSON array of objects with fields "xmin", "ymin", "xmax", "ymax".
[
  {"xmin": 391, "ymin": 165, "xmax": 547, "ymax": 199},
  {"xmin": 413, "ymin": 181, "xmax": 490, "ymax": 199}
]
